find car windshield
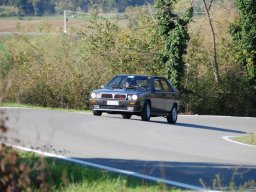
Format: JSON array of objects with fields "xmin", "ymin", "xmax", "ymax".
[{"xmin": 106, "ymin": 75, "xmax": 151, "ymax": 90}]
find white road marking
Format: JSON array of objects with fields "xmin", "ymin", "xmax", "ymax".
[
  {"xmin": 0, "ymin": 106, "xmax": 91, "ymax": 115},
  {"xmin": 8, "ymin": 144, "xmax": 218, "ymax": 192},
  {"xmin": 179, "ymin": 114, "xmax": 255, "ymax": 119},
  {"xmin": 223, "ymin": 136, "xmax": 256, "ymax": 148},
  {"xmin": 1, "ymin": 106, "xmax": 36, "ymax": 110}
]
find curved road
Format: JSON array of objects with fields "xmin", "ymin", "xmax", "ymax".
[{"xmin": 1, "ymin": 107, "xmax": 256, "ymax": 190}]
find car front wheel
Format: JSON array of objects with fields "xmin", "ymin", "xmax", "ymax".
[
  {"xmin": 141, "ymin": 101, "xmax": 151, "ymax": 121},
  {"xmin": 167, "ymin": 105, "xmax": 177, "ymax": 124},
  {"xmin": 93, "ymin": 110, "xmax": 102, "ymax": 116}
]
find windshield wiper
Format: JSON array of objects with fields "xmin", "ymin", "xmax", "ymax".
[
  {"xmin": 109, "ymin": 85, "xmax": 122, "ymax": 89},
  {"xmin": 125, "ymin": 85, "xmax": 139, "ymax": 89}
]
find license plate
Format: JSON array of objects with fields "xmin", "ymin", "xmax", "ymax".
[{"xmin": 107, "ymin": 100, "xmax": 119, "ymax": 106}]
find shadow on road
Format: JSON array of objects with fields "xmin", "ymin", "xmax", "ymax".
[
  {"xmin": 74, "ymin": 157, "xmax": 256, "ymax": 190},
  {"xmin": 175, "ymin": 123, "xmax": 246, "ymax": 134},
  {"xmin": 104, "ymin": 115, "xmax": 246, "ymax": 134}
]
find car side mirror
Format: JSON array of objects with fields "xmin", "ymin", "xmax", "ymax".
[{"xmin": 100, "ymin": 85, "xmax": 105, "ymax": 89}]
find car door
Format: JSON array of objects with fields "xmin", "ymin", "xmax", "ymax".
[
  {"xmin": 160, "ymin": 78, "xmax": 176, "ymax": 112},
  {"xmin": 150, "ymin": 78, "xmax": 166, "ymax": 114}
]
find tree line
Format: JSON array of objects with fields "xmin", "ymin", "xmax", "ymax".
[{"xmin": 0, "ymin": 0, "xmax": 154, "ymax": 16}]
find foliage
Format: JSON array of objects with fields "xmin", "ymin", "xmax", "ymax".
[
  {"xmin": 0, "ymin": 6, "xmax": 18, "ymax": 17},
  {"xmin": 182, "ymin": 1, "xmax": 256, "ymax": 116},
  {"xmin": 0, "ymin": 144, "xmax": 48, "ymax": 191},
  {"xmin": 78, "ymin": 11, "xmax": 163, "ymax": 78},
  {"xmin": 154, "ymin": 0, "xmax": 193, "ymax": 89},
  {"xmin": 0, "ymin": 34, "xmax": 89, "ymax": 109},
  {"xmin": 182, "ymin": 74, "xmax": 256, "ymax": 116},
  {"xmin": 0, "ymin": 9, "xmax": 162, "ymax": 109},
  {"xmin": 229, "ymin": 0, "xmax": 256, "ymax": 90}
]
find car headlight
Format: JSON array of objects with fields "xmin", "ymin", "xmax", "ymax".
[
  {"xmin": 96, "ymin": 93, "xmax": 101, "ymax": 99},
  {"xmin": 127, "ymin": 95, "xmax": 132, "ymax": 100},
  {"xmin": 128, "ymin": 94, "xmax": 138, "ymax": 100},
  {"xmin": 132, "ymin": 95, "xmax": 138, "ymax": 100},
  {"xmin": 91, "ymin": 93, "xmax": 96, "ymax": 99}
]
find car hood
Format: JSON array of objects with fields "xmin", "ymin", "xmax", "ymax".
[{"xmin": 92, "ymin": 88, "xmax": 145, "ymax": 95}]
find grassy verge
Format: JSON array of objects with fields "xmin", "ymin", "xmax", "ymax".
[
  {"xmin": 0, "ymin": 14, "xmax": 126, "ymax": 21},
  {"xmin": 0, "ymin": 36, "xmax": 8, "ymax": 52},
  {"xmin": 233, "ymin": 133, "xmax": 256, "ymax": 146},
  {"xmin": 0, "ymin": 102, "xmax": 91, "ymax": 113},
  {"xmin": 0, "ymin": 15, "xmax": 63, "ymax": 20},
  {"xmin": 0, "ymin": 42, "xmax": 5, "ymax": 51},
  {"xmin": 17, "ymin": 150, "xmax": 181, "ymax": 192}
]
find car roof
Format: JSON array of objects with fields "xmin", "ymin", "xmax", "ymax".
[{"xmin": 117, "ymin": 74, "xmax": 165, "ymax": 79}]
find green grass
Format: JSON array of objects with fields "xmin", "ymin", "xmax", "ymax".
[
  {"xmin": 233, "ymin": 133, "xmax": 256, "ymax": 146},
  {"xmin": 0, "ymin": 102, "xmax": 90, "ymax": 113},
  {"xmin": 0, "ymin": 43, "xmax": 5, "ymax": 51},
  {"xmin": 0, "ymin": 36, "xmax": 12, "ymax": 53},
  {"xmin": 0, "ymin": 37, "xmax": 7, "ymax": 52},
  {"xmin": 18, "ymin": 151, "xmax": 182, "ymax": 192}
]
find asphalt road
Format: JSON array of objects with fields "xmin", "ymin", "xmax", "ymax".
[{"xmin": 1, "ymin": 107, "xmax": 256, "ymax": 190}]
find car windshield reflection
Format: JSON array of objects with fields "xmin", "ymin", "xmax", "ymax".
[{"xmin": 106, "ymin": 75, "xmax": 151, "ymax": 90}]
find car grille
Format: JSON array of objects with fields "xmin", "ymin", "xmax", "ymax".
[
  {"xmin": 101, "ymin": 93, "xmax": 126, "ymax": 100},
  {"xmin": 114, "ymin": 94, "xmax": 126, "ymax": 100},
  {"xmin": 101, "ymin": 94, "xmax": 113, "ymax": 99}
]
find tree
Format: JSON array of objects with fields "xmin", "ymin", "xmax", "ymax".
[
  {"xmin": 154, "ymin": 0, "xmax": 193, "ymax": 89},
  {"xmin": 31, "ymin": 0, "xmax": 40, "ymax": 16},
  {"xmin": 7, "ymin": 0, "xmax": 54, "ymax": 16},
  {"xmin": 10, "ymin": 0, "xmax": 34, "ymax": 16},
  {"xmin": 0, "ymin": 0, "xmax": 11, "ymax": 6},
  {"xmin": 230, "ymin": 0, "xmax": 256, "ymax": 89},
  {"xmin": 202, "ymin": 0, "xmax": 220, "ymax": 83}
]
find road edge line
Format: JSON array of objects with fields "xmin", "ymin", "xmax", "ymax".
[
  {"xmin": 7, "ymin": 144, "xmax": 216, "ymax": 192},
  {"xmin": 0, "ymin": 106, "xmax": 91, "ymax": 115},
  {"xmin": 223, "ymin": 136, "xmax": 256, "ymax": 148}
]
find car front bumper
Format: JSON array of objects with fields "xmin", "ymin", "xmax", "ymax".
[{"xmin": 89, "ymin": 99, "xmax": 143, "ymax": 113}]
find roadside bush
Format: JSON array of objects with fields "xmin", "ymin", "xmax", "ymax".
[
  {"xmin": 0, "ymin": 34, "xmax": 96, "ymax": 109},
  {"xmin": 78, "ymin": 13, "xmax": 164, "ymax": 78},
  {"xmin": 0, "ymin": 6, "xmax": 18, "ymax": 17},
  {"xmin": 0, "ymin": 111, "xmax": 48, "ymax": 191},
  {"xmin": 182, "ymin": 57, "xmax": 256, "ymax": 116},
  {"xmin": 0, "ymin": 144, "xmax": 49, "ymax": 191}
]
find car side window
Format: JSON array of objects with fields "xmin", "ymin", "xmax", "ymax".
[
  {"xmin": 160, "ymin": 79, "xmax": 172, "ymax": 92},
  {"xmin": 153, "ymin": 79, "xmax": 163, "ymax": 91}
]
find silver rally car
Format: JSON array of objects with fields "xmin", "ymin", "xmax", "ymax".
[{"xmin": 89, "ymin": 74, "xmax": 181, "ymax": 124}]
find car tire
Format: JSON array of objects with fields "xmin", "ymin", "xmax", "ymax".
[
  {"xmin": 141, "ymin": 101, "xmax": 151, "ymax": 121},
  {"xmin": 93, "ymin": 110, "xmax": 102, "ymax": 116},
  {"xmin": 122, "ymin": 114, "xmax": 132, "ymax": 119},
  {"xmin": 167, "ymin": 105, "xmax": 177, "ymax": 124}
]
